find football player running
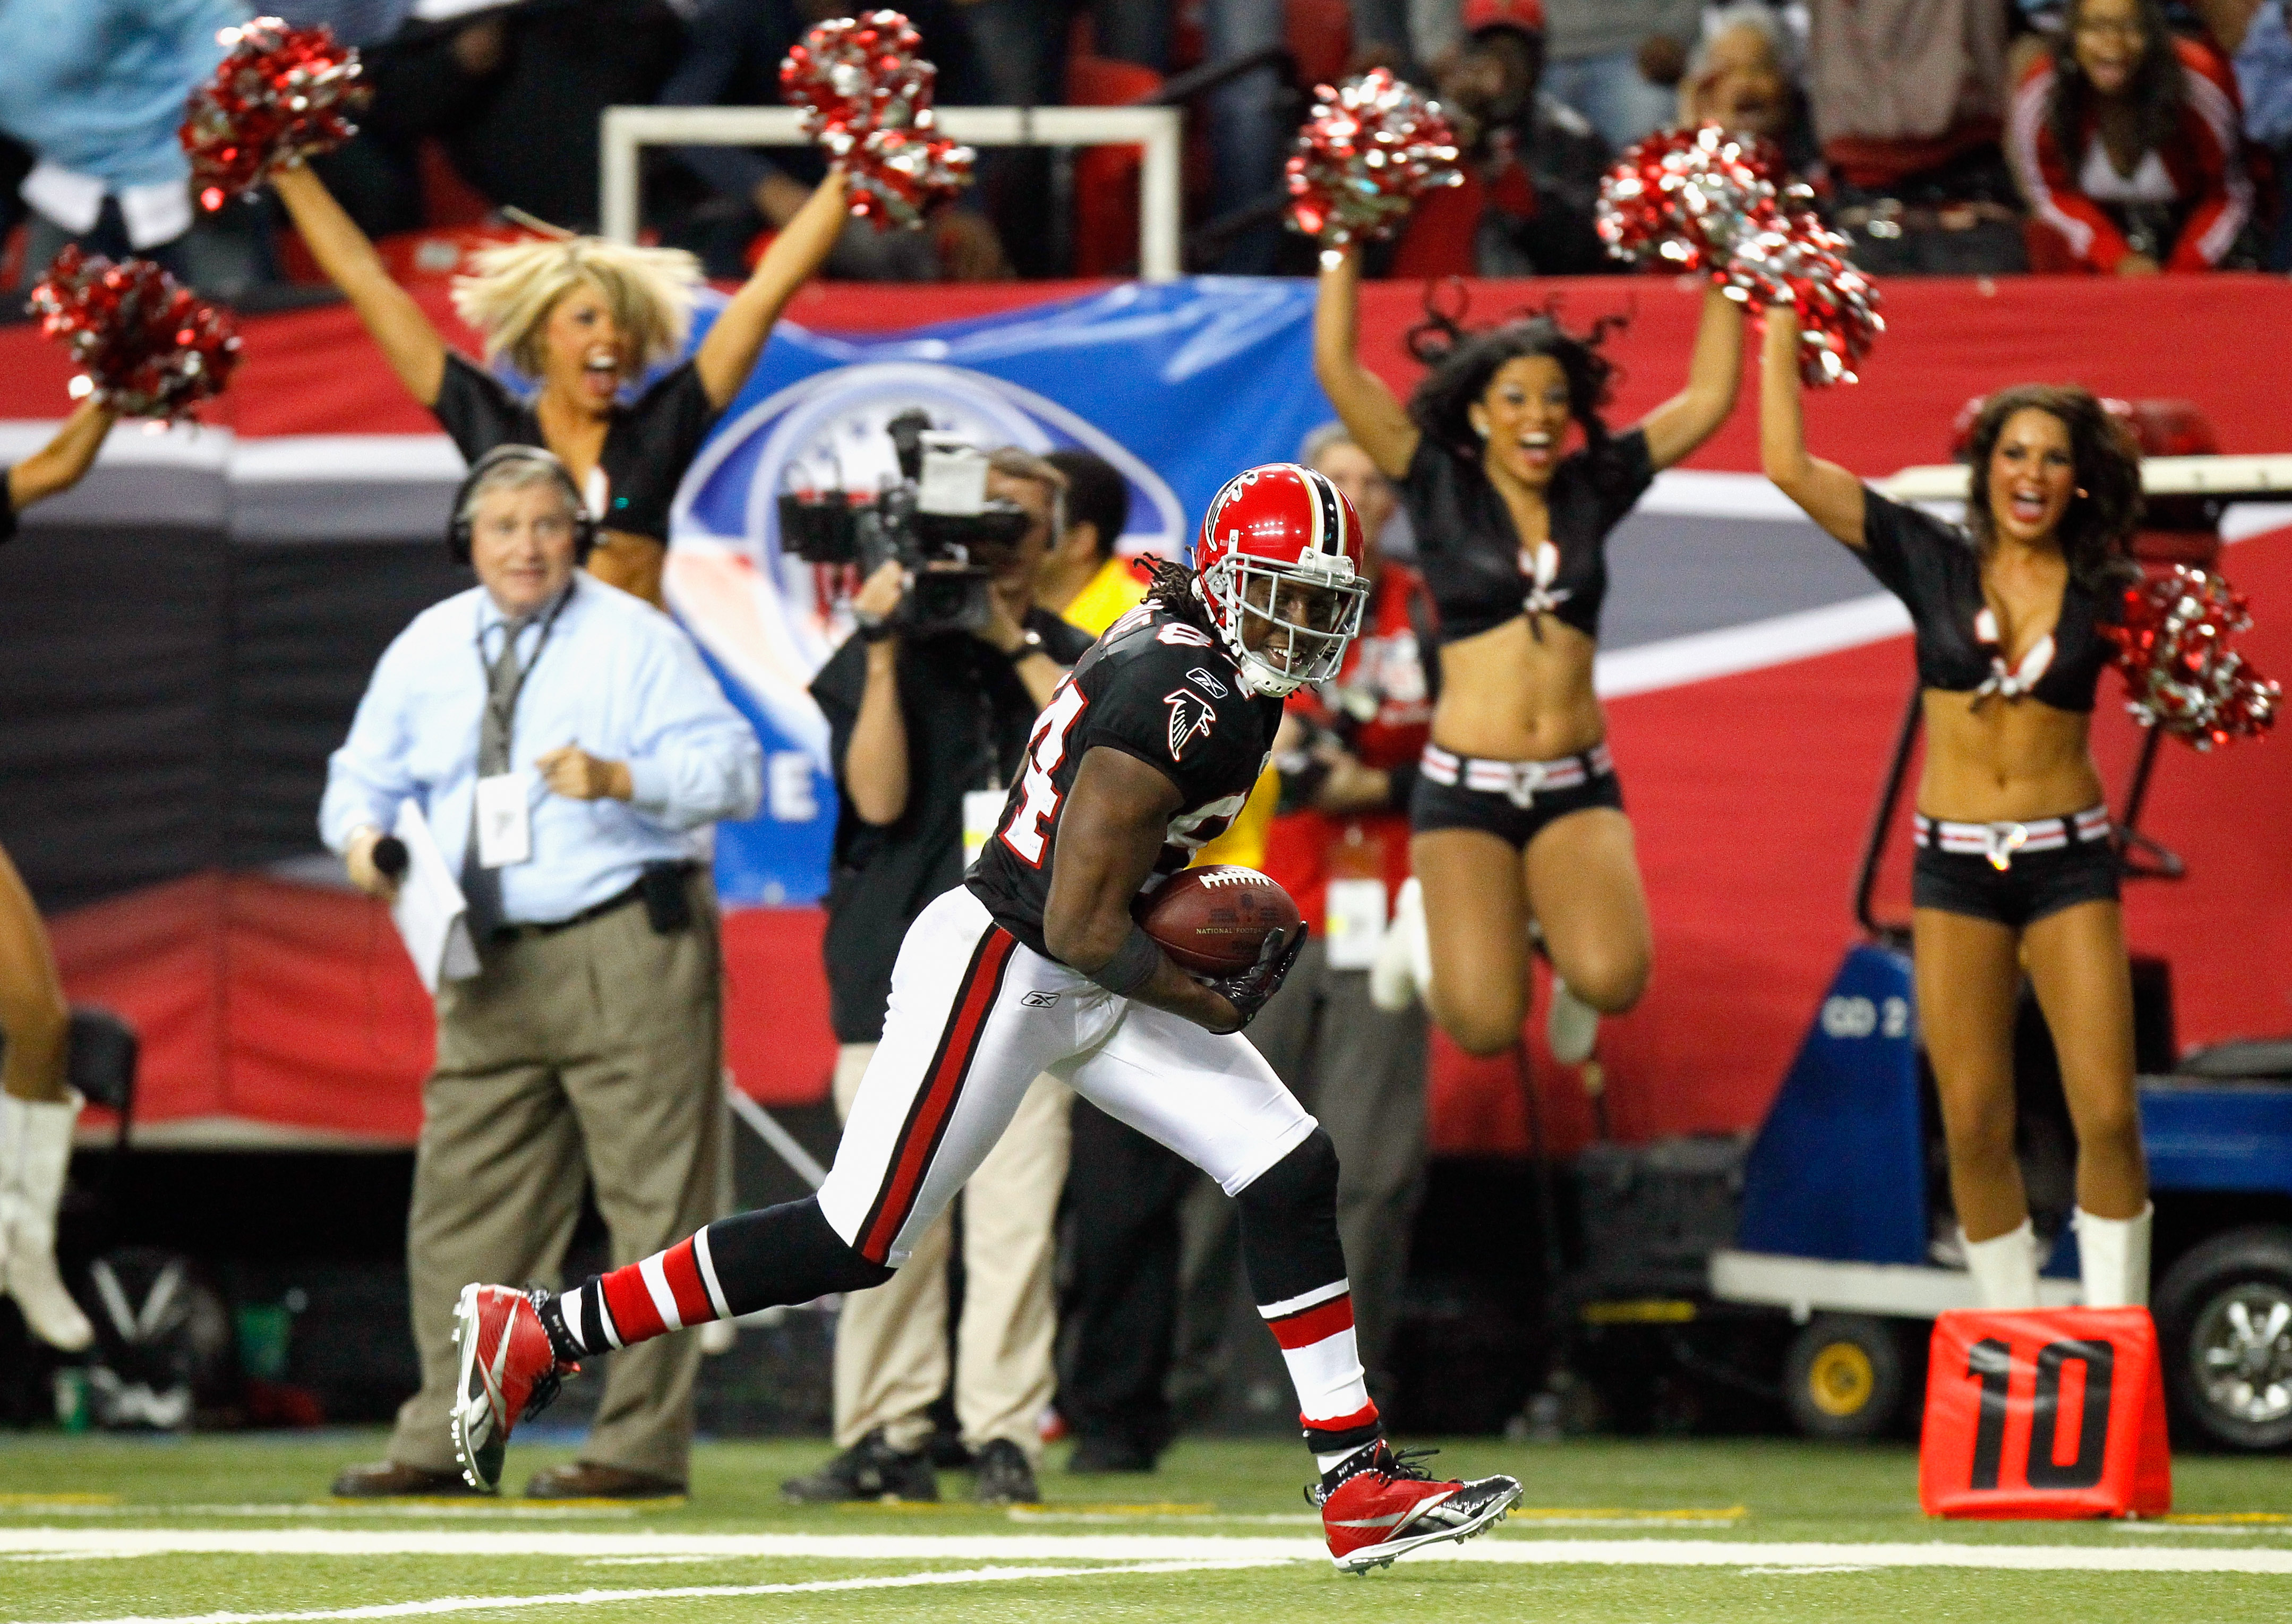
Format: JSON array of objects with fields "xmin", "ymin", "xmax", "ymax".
[{"xmin": 447, "ymin": 464, "xmax": 1522, "ymax": 1570}]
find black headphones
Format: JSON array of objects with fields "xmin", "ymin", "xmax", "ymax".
[{"xmin": 447, "ymin": 444, "xmax": 600, "ymax": 566}]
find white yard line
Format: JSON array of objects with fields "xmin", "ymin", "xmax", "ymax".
[
  {"xmin": 8, "ymin": 1527, "xmax": 2292, "ymax": 1574},
  {"xmin": 14, "ymin": 1559, "xmax": 1282, "ymax": 1624}
]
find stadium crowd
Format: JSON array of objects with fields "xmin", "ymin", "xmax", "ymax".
[{"xmin": 1, "ymin": 0, "xmax": 2288, "ymax": 296}]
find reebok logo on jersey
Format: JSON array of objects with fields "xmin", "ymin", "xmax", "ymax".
[
  {"xmin": 1020, "ymin": 990, "xmax": 1061, "ymax": 1008},
  {"xmin": 1164, "ymin": 689, "xmax": 1217, "ymax": 760},
  {"xmin": 1185, "ymin": 666, "xmax": 1230, "ymax": 699}
]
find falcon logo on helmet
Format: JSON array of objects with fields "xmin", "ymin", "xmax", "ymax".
[{"xmin": 1192, "ymin": 463, "xmax": 1370, "ymax": 698}]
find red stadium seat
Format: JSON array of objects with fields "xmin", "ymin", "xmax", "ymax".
[
  {"xmin": 1066, "ymin": 53, "xmax": 1166, "ymax": 277},
  {"xmin": 1286, "ymin": 0, "xmax": 1353, "ymax": 88}
]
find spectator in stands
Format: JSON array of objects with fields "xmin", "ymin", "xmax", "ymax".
[
  {"xmin": 1433, "ymin": 0, "xmax": 1618, "ymax": 276},
  {"xmin": 2010, "ymin": 0, "xmax": 2255, "ymax": 272},
  {"xmin": 1677, "ymin": 3, "xmax": 1822, "ymax": 178},
  {"xmin": 0, "ymin": 0, "xmax": 237, "ymax": 280},
  {"xmin": 962, "ymin": 0, "xmax": 1170, "ymax": 275},
  {"xmin": 1196, "ymin": 0, "xmax": 1294, "ymax": 273},
  {"xmin": 322, "ymin": 446, "xmax": 762, "ymax": 1500},
  {"xmin": 2213, "ymin": 0, "xmax": 2292, "ymax": 267},
  {"xmin": 659, "ymin": 0, "xmax": 1009, "ymax": 282},
  {"xmin": 1808, "ymin": 0, "xmax": 2031, "ymax": 273},
  {"xmin": 268, "ymin": 160, "xmax": 846, "ymax": 608},
  {"xmin": 1541, "ymin": 0, "xmax": 1701, "ymax": 150},
  {"xmin": 786, "ymin": 449, "xmax": 1091, "ymax": 1506},
  {"xmin": 0, "ymin": 399, "xmax": 118, "ymax": 1355},
  {"xmin": 352, "ymin": 1, "xmax": 685, "ymax": 234}
]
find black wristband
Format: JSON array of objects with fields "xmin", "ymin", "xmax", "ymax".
[
  {"xmin": 1085, "ymin": 924, "xmax": 1162, "ymax": 997},
  {"xmin": 856, "ymin": 614, "xmax": 898, "ymax": 644},
  {"xmin": 1384, "ymin": 760, "xmax": 1418, "ymax": 815}
]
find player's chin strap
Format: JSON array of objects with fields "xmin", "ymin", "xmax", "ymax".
[{"xmin": 1193, "ymin": 574, "xmax": 1309, "ymax": 700}]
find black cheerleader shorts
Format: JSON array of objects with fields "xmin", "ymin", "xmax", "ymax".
[
  {"xmin": 1910, "ymin": 806, "xmax": 2121, "ymax": 929},
  {"xmin": 1408, "ymin": 741, "xmax": 1624, "ymax": 850}
]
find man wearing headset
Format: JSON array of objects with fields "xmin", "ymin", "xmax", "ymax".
[{"xmin": 319, "ymin": 446, "xmax": 761, "ymax": 1500}]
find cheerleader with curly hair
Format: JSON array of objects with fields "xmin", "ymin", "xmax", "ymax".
[
  {"xmin": 271, "ymin": 163, "xmax": 848, "ymax": 606},
  {"xmin": 1761, "ymin": 306, "xmax": 2152, "ymax": 1309},
  {"xmin": 1312, "ymin": 246, "xmax": 1744, "ymax": 1065}
]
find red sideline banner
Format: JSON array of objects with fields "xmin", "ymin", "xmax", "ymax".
[{"xmin": 1920, "ymin": 1308, "xmax": 2170, "ymax": 1519}]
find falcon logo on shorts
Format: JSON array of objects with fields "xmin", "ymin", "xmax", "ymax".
[{"xmin": 1165, "ymin": 689, "xmax": 1218, "ymax": 760}]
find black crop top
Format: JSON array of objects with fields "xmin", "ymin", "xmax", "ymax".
[
  {"xmin": 1853, "ymin": 489, "xmax": 2122, "ymax": 713},
  {"xmin": 431, "ymin": 352, "xmax": 721, "ymax": 544},
  {"xmin": 1399, "ymin": 426, "xmax": 1654, "ymax": 644}
]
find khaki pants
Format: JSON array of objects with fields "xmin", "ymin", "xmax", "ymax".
[
  {"xmin": 386, "ymin": 878, "xmax": 724, "ymax": 1485},
  {"xmin": 830, "ymin": 1042, "xmax": 1068, "ymax": 1460}
]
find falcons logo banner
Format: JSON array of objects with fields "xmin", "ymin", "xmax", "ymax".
[{"xmin": 1165, "ymin": 689, "xmax": 1218, "ymax": 760}]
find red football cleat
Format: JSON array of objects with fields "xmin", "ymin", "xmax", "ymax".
[
  {"xmin": 450, "ymin": 1284, "xmax": 576, "ymax": 1492},
  {"xmin": 1314, "ymin": 1444, "xmax": 1523, "ymax": 1573}
]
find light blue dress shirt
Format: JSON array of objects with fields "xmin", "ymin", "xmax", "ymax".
[
  {"xmin": 320, "ymin": 578, "xmax": 763, "ymax": 927},
  {"xmin": 0, "ymin": 0, "xmax": 244, "ymax": 192}
]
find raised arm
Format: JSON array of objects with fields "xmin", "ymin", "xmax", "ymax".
[
  {"xmin": 1758, "ymin": 308, "xmax": 1866, "ymax": 548},
  {"xmin": 692, "ymin": 170, "xmax": 849, "ymax": 409},
  {"xmin": 271, "ymin": 165, "xmax": 448, "ymax": 405},
  {"xmin": 1636, "ymin": 285, "xmax": 1745, "ymax": 471},
  {"xmin": 1043, "ymin": 749, "xmax": 1246, "ymax": 1033},
  {"xmin": 1313, "ymin": 246, "xmax": 1419, "ymax": 480},
  {"xmin": 6, "ymin": 398, "xmax": 117, "ymax": 510}
]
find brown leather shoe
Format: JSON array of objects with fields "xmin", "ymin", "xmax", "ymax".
[
  {"xmin": 331, "ymin": 1460, "xmax": 485, "ymax": 1498},
  {"xmin": 524, "ymin": 1461, "xmax": 688, "ymax": 1501}
]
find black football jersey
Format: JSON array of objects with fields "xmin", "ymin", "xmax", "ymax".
[{"xmin": 967, "ymin": 602, "xmax": 1281, "ymax": 961}]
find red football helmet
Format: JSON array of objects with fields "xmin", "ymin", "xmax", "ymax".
[{"xmin": 1194, "ymin": 463, "xmax": 1369, "ymax": 697}]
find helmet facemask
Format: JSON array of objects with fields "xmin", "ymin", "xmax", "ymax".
[{"xmin": 1199, "ymin": 550, "xmax": 1367, "ymax": 698}]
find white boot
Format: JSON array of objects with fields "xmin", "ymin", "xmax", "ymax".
[
  {"xmin": 1, "ymin": 1089, "xmax": 96, "ymax": 1350},
  {"xmin": 1962, "ymin": 1218, "xmax": 2041, "ymax": 1310},
  {"xmin": 2074, "ymin": 1204, "xmax": 2154, "ymax": 1309},
  {"xmin": 1369, "ymin": 876, "xmax": 1431, "ymax": 1013},
  {"xmin": 1546, "ymin": 979, "xmax": 1601, "ymax": 1066}
]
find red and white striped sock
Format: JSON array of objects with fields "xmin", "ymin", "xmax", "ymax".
[
  {"xmin": 1260, "ymin": 1279, "xmax": 1382, "ymax": 1473},
  {"xmin": 546, "ymin": 1230, "xmax": 732, "ymax": 1358}
]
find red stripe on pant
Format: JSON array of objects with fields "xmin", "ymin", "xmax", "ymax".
[
  {"xmin": 1268, "ymin": 1293, "xmax": 1354, "ymax": 1351},
  {"xmin": 859, "ymin": 929, "xmax": 1017, "ymax": 1265}
]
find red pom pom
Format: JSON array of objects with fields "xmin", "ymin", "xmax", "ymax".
[
  {"xmin": 1285, "ymin": 69, "xmax": 1463, "ymax": 260},
  {"xmin": 28, "ymin": 248, "xmax": 242, "ymax": 423},
  {"xmin": 2103, "ymin": 566, "xmax": 2280, "ymax": 749},
  {"xmin": 780, "ymin": 10, "xmax": 970, "ymax": 230},
  {"xmin": 1598, "ymin": 124, "xmax": 1883, "ymax": 388},
  {"xmin": 1597, "ymin": 125, "xmax": 1781, "ymax": 273},
  {"xmin": 180, "ymin": 17, "xmax": 370, "ymax": 207}
]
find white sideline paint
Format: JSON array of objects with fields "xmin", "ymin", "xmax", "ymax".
[
  {"xmin": 1595, "ymin": 593, "xmax": 1913, "ymax": 699},
  {"xmin": 9, "ymin": 1528, "xmax": 2292, "ymax": 1573},
  {"xmin": 13, "ymin": 1560, "xmax": 1282, "ymax": 1624}
]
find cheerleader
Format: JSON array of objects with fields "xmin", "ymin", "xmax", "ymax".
[
  {"xmin": 1313, "ymin": 246, "xmax": 1743, "ymax": 1063},
  {"xmin": 1759, "ymin": 307, "xmax": 2151, "ymax": 1309},
  {"xmin": 0, "ymin": 398, "xmax": 118, "ymax": 1349},
  {"xmin": 270, "ymin": 164, "xmax": 848, "ymax": 607}
]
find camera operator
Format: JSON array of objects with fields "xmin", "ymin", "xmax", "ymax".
[{"xmin": 790, "ymin": 447, "xmax": 1092, "ymax": 1506}]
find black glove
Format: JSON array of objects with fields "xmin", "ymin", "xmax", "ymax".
[{"xmin": 1202, "ymin": 921, "xmax": 1309, "ymax": 1032}]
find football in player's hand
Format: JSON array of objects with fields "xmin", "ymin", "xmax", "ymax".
[{"xmin": 1136, "ymin": 866, "xmax": 1303, "ymax": 977}]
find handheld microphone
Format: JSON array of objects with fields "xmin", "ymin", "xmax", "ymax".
[{"xmin": 372, "ymin": 836, "xmax": 409, "ymax": 881}]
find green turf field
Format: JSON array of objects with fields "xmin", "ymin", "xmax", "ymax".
[{"xmin": 3, "ymin": 1432, "xmax": 2290, "ymax": 1622}]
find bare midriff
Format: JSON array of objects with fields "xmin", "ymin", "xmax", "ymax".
[
  {"xmin": 1427, "ymin": 612, "xmax": 1607, "ymax": 763},
  {"xmin": 1917, "ymin": 689, "xmax": 2106, "ymax": 823},
  {"xmin": 585, "ymin": 528, "xmax": 668, "ymax": 608}
]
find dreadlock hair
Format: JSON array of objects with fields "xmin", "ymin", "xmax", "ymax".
[
  {"xmin": 1140, "ymin": 554, "xmax": 1217, "ymax": 637},
  {"xmin": 2049, "ymin": 0, "xmax": 2186, "ymax": 180},
  {"xmin": 1963, "ymin": 385, "xmax": 2143, "ymax": 594},
  {"xmin": 1404, "ymin": 280, "xmax": 1628, "ymax": 466}
]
